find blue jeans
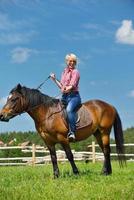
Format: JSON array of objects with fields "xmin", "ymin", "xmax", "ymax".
[{"xmin": 61, "ymin": 92, "xmax": 81, "ymax": 134}]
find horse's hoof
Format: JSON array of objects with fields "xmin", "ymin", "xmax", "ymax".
[
  {"xmin": 101, "ymin": 171, "xmax": 112, "ymax": 176},
  {"xmin": 53, "ymin": 174, "xmax": 59, "ymax": 179},
  {"xmin": 53, "ymin": 171, "xmax": 60, "ymax": 179},
  {"xmin": 73, "ymin": 170, "xmax": 79, "ymax": 175}
]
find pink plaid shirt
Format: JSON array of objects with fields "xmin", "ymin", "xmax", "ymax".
[{"xmin": 60, "ymin": 67, "xmax": 80, "ymax": 92}]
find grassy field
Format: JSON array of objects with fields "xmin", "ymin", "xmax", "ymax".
[{"xmin": 0, "ymin": 161, "xmax": 133, "ymax": 200}]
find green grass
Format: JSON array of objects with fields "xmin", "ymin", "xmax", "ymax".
[{"xmin": 0, "ymin": 162, "xmax": 133, "ymax": 200}]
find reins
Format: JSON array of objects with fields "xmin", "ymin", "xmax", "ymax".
[
  {"xmin": 15, "ymin": 95, "xmax": 64, "ymax": 121},
  {"xmin": 36, "ymin": 75, "xmax": 62, "ymax": 98},
  {"xmin": 13, "ymin": 75, "xmax": 63, "ymax": 118},
  {"xmin": 36, "ymin": 75, "xmax": 50, "ymax": 90},
  {"xmin": 12, "ymin": 100, "xmax": 64, "ymax": 122}
]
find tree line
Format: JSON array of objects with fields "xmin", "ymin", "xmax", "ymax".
[{"xmin": 0, "ymin": 127, "xmax": 134, "ymax": 159}]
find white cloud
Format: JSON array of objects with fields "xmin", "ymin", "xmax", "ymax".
[
  {"xmin": 11, "ymin": 47, "xmax": 38, "ymax": 63},
  {"xmin": 0, "ymin": 33, "xmax": 26, "ymax": 45},
  {"xmin": 0, "ymin": 12, "xmax": 37, "ymax": 45},
  {"xmin": 116, "ymin": 20, "xmax": 134, "ymax": 45},
  {"xmin": 62, "ymin": 23, "xmax": 112, "ymax": 41},
  {"xmin": 61, "ymin": 32, "xmax": 93, "ymax": 41},
  {"xmin": 0, "ymin": 13, "xmax": 14, "ymax": 30},
  {"xmin": 128, "ymin": 90, "xmax": 134, "ymax": 98},
  {"xmin": 0, "ymin": 31, "xmax": 36, "ymax": 45},
  {"xmin": 0, "ymin": 12, "xmax": 30, "ymax": 31}
]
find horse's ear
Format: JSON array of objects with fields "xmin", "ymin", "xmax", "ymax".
[
  {"xmin": 16, "ymin": 83, "xmax": 22, "ymax": 92},
  {"xmin": 10, "ymin": 83, "xmax": 22, "ymax": 94}
]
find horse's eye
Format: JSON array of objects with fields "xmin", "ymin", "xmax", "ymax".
[{"xmin": 11, "ymin": 97, "xmax": 19, "ymax": 102}]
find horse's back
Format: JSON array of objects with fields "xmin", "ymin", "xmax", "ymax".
[
  {"xmin": 83, "ymin": 99, "xmax": 112, "ymax": 107},
  {"xmin": 83, "ymin": 99, "xmax": 115, "ymax": 111},
  {"xmin": 83, "ymin": 99, "xmax": 116, "ymax": 127}
]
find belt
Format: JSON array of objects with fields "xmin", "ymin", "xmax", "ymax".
[{"xmin": 66, "ymin": 91, "xmax": 79, "ymax": 95}]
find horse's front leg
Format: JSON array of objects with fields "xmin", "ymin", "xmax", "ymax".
[
  {"xmin": 48, "ymin": 145, "xmax": 60, "ymax": 178},
  {"xmin": 62, "ymin": 144, "xmax": 79, "ymax": 175}
]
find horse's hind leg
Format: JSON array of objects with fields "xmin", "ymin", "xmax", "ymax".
[
  {"xmin": 61, "ymin": 144, "xmax": 79, "ymax": 175},
  {"xmin": 94, "ymin": 129, "xmax": 112, "ymax": 175},
  {"xmin": 48, "ymin": 145, "xmax": 60, "ymax": 178}
]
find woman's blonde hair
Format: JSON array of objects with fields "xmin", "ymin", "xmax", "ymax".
[{"xmin": 65, "ymin": 53, "xmax": 77, "ymax": 64}]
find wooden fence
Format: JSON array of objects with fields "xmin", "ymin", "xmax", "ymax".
[{"xmin": 0, "ymin": 142, "xmax": 134, "ymax": 166}]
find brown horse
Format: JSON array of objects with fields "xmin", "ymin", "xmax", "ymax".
[{"xmin": 0, "ymin": 84, "xmax": 125, "ymax": 177}]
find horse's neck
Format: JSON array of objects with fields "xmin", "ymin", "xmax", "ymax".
[
  {"xmin": 24, "ymin": 88, "xmax": 60, "ymax": 124},
  {"xmin": 27, "ymin": 103, "xmax": 49, "ymax": 119},
  {"xmin": 28, "ymin": 103, "xmax": 59, "ymax": 134}
]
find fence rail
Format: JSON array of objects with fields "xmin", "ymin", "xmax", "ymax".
[{"xmin": 0, "ymin": 142, "xmax": 134, "ymax": 166}]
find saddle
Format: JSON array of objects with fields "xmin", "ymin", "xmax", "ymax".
[{"xmin": 60, "ymin": 101, "xmax": 92, "ymax": 130}]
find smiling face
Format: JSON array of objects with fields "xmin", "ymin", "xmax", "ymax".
[
  {"xmin": 65, "ymin": 53, "xmax": 77, "ymax": 69},
  {"xmin": 66, "ymin": 58, "xmax": 76, "ymax": 69}
]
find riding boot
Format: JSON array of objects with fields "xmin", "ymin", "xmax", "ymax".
[{"xmin": 68, "ymin": 131, "xmax": 75, "ymax": 142}]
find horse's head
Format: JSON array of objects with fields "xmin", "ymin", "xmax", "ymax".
[
  {"xmin": 0, "ymin": 84, "xmax": 26, "ymax": 122},
  {"xmin": 0, "ymin": 83, "xmax": 57, "ymax": 122}
]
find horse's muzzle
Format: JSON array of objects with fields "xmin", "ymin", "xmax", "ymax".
[{"xmin": 0, "ymin": 113, "xmax": 10, "ymax": 122}]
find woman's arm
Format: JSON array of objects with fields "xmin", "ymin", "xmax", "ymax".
[{"xmin": 50, "ymin": 73, "xmax": 62, "ymax": 89}]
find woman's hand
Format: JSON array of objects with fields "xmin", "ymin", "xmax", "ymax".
[
  {"xmin": 50, "ymin": 73, "xmax": 63, "ymax": 89},
  {"xmin": 50, "ymin": 73, "xmax": 56, "ymax": 81},
  {"xmin": 61, "ymin": 87, "xmax": 67, "ymax": 93},
  {"xmin": 61, "ymin": 85, "xmax": 73, "ymax": 93}
]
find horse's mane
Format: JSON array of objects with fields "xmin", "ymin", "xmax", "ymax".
[{"xmin": 11, "ymin": 85, "xmax": 59, "ymax": 107}]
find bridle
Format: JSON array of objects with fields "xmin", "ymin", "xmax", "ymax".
[
  {"xmin": 14, "ymin": 98, "xmax": 64, "ymax": 121},
  {"xmin": 6, "ymin": 75, "xmax": 63, "ymax": 119}
]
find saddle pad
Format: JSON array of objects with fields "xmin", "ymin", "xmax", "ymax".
[
  {"xmin": 76, "ymin": 105, "xmax": 92, "ymax": 130},
  {"xmin": 47, "ymin": 102, "xmax": 92, "ymax": 130}
]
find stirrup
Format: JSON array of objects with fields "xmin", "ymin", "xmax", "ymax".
[{"xmin": 68, "ymin": 132, "xmax": 75, "ymax": 142}]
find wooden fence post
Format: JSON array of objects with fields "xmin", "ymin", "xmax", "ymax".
[
  {"xmin": 32, "ymin": 144, "xmax": 36, "ymax": 166},
  {"xmin": 92, "ymin": 141, "xmax": 96, "ymax": 163}
]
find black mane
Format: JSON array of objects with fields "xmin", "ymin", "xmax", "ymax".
[{"xmin": 11, "ymin": 85, "xmax": 59, "ymax": 107}]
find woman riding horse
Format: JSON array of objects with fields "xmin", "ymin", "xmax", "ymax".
[
  {"xmin": 50, "ymin": 53, "xmax": 81, "ymax": 142},
  {"xmin": 0, "ymin": 84, "xmax": 125, "ymax": 178}
]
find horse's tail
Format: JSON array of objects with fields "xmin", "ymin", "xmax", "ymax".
[{"xmin": 113, "ymin": 110, "xmax": 126, "ymax": 167}]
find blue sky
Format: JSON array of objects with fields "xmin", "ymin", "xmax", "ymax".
[{"xmin": 0, "ymin": 0, "xmax": 134, "ymax": 132}]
